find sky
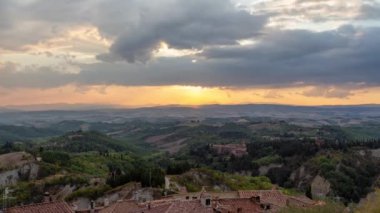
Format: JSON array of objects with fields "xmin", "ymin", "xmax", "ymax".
[{"xmin": 1, "ymin": 0, "xmax": 380, "ymax": 107}]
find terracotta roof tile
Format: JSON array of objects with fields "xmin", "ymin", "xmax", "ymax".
[
  {"xmin": 100, "ymin": 191, "xmax": 306, "ymax": 213},
  {"xmin": 99, "ymin": 200, "xmax": 140, "ymax": 213},
  {"xmin": 6, "ymin": 201, "xmax": 73, "ymax": 213},
  {"xmin": 138, "ymin": 203, "xmax": 172, "ymax": 213},
  {"xmin": 238, "ymin": 190, "xmax": 288, "ymax": 207},
  {"xmin": 215, "ymin": 198, "xmax": 263, "ymax": 213},
  {"xmin": 165, "ymin": 200, "xmax": 213, "ymax": 213}
]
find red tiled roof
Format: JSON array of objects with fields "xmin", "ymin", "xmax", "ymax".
[
  {"xmin": 100, "ymin": 199, "xmax": 213, "ymax": 213},
  {"xmin": 238, "ymin": 190, "xmax": 288, "ymax": 207},
  {"xmin": 99, "ymin": 200, "xmax": 141, "ymax": 213},
  {"xmin": 6, "ymin": 201, "xmax": 73, "ymax": 213},
  {"xmin": 165, "ymin": 200, "xmax": 213, "ymax": 213},
  {"xmin": 215, "ymin": 198, "xmax": 263, "ymax": 213},
  {"xmin": 100, "ymin": 191, "xmax": 305, "ymax": 213},
  {"xmin": 100, "ymin": 200, "xmax": 173, "ymax": 213},
  {"xmin": 139, "ymin": 203, "xmax": 172, "ymax": 213}
]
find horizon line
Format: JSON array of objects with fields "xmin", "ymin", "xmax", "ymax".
[{"xmin": 2, "ymin": 102, "xmax": 380, "ymax": 112}]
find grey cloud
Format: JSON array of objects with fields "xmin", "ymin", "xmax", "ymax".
[
  {"xmin": 263, "ymin": 91, "xmax": 284, "ymax": 99},
  {"xmin": 0, "ymin": 0, "xmax": 128, "ymax": 50},
  {"xmin": 359, "ymin": 1, "xmax": 380, "ymax": 19},
  {"xmin": 198, "ymin": 26, "xmax": 380, "ymax": 87},
  {"xmin": 252, "ymin": 0, "xmax": 361, "ymax": 23},
  {"xmin": 88, "ymin": 26, "xmax": 380, "ymax": 89},
  {"xmin": 98, "ymin": 0, "xmax": 267, "ymax": 63},
  {"xmin": 0, "ymin": 62, "xmax": 75, "ymax": 88},
  {"xmin": 0, "ymin": 0, "xmax": 13, "ymax": 29},
  {"xmin": 1, "ymin": 26, "xmax": 380, "ymax": 90},
  {"xmin": 0, "ymin": 0, "xmax": 77, "ymax": 50},
  {"xmin": 0, "ymin": 1, "xmax": 380, "ymax": 94},
  {"xmin": 302, "ymin": 86, "xmax": 354, "ymax": 98},
  {"xmin": 251, "ymin": 0, "xmax": 380, "ymax": 25},
  {"xmin": 202, "ymin": 28, "xmax": 350, "ymax": 60},
  {"xmin": 0, "ymin": 0, "xmax": 267, "ymax": 62},
  {"xmin": 0, "ymin": 26, "xmax": 377, "ymax": 93}
]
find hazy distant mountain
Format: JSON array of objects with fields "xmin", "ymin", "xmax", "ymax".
[
  {"xmin": 2, "ymin": 103, "xmax": 123, "ymax": 111},
  {"xmin": 0, "ymin": 107, "xmax": 19, "ymax": 113},
  {"xmin": 1, "ymin": 104, "xmax": 380, "ymax": 126}
]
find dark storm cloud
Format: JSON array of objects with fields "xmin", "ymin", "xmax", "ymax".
[{"xmin": 97, "ymin": 0, "xmax": 267, "ymax": 63}]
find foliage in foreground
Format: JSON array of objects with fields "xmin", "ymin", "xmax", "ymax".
[
  {"xmin": 279, "ymin": 201, "xmax": 346, "ymax": 213},
  {"xmin": 65, "ymin": 185, "xmax": 112, "ymax": 201},
  {"xmin": 173, "ymin": 168, "xmax": 272, "ymax": 192},
  {"xmin": 355, "ymin": 189, "xmax": 380, "ymax": 213}
]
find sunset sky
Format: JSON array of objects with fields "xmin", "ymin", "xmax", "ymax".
[{"xmin": 1, "ymin": 0, "xmax": 380, "ymax": 107}]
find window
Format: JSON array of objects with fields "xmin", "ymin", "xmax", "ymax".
[{"xmin": 205, "ymin": 198, "xmax": 211, "ymax": 206}]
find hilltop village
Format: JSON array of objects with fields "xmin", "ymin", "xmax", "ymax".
[{"xmin": 6, "ymin": 188, "xmax": 321, "ymax": 213}]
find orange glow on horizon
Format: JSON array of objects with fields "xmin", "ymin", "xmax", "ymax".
[{"xmin": 0, "ymin": 85, "xmax": 379, "ymax": 107}]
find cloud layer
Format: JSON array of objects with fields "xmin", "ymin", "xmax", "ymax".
[
  {"xmin": 2, "ymin": 25, "xmax": 380, "ymax": 91},
  {"xmin": 1, "ymin": 0, "xmax": 380, "ymax": 101}
]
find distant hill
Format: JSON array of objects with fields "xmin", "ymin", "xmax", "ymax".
[
  {"xmin": 1, "ymin": 104, "xmax": 380, "ymax": 125},
  {"xmin": 43, "ymin": 131, "xmax": 128, "ymax": 153},
  {"xmin": 1, "ymin": 103, "xmax": 121, "ymax": 111},
  {"xmin": 0, "ymin": 125, "xmax": 63, "ymax": 143}
]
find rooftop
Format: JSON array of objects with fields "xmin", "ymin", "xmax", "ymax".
[
  {"xmin": 238, "ymin": 190, "xmax": 288, "ymax": 207},
  {"xmin": 6, "ymin": 201, "xmax": 73, "ymax": 213}
]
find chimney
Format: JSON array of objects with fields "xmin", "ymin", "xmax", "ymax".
[
  {"xmin": 104, "ymin": 198, "xmax": 110, "ymax": 207},
  {"xmin": 201, "ymin": 195, "xmax": 212, "ymax": 207},
  {"xmin": 251, "ymin": 196, "xmax": 260, "ymax": 204},
  {"xmin": 43, "ymin": 192, "xmax": 50, "ymax": 203},
  {"xmin": 90, "ymin": 200, "xmax": 95, "ymax": 213}
]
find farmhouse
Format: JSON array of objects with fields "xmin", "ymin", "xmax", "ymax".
[{"xmin": 210, "ymin": 143, "xmax": 248, "ymax": 157}]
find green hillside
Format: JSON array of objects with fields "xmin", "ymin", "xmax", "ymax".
[{"xmin": 43, "ymin": 131, "xmax": 134, "ymax": 153}]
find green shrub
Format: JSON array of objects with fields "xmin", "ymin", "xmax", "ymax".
[
  {"xmin": 37, "ymin": 162, "xmax": 60, "ymax": 178},
  {"xmin": 45, "ymin": 175, "xmax": 88, "ymax": 187},
  {"xmin": 175, "ymin": 168, "xmax": 272, "ymax": 192},
  {"xmin": 254, "ymin": 155, "xmax": 282, "ymax": 166},
  {"xmin": 65, "ymin": 185, "xmax": 111, "ymax": 201},
  {"xmin": 41, "ymin": 151, "xmax": 70, "ymax": 166},
  {"xmin": 8, "ymin": 182, "xmax": 44, "ymax": 206},
  {"xmin": 279, "ymin": 200, "xmax": 345, "ymax": 213}
]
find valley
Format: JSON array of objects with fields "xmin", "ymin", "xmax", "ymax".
[{"xmin": 0, "ymin": 105, "xmax": 380, "ymax": 212}]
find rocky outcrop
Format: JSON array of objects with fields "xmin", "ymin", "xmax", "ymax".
[
  {"xmin": 259, "ymin": 163, "xmax": 283, "ymax": 176},
  {"xmin": 0, "ymin": 163, "xmax": 39, "ymax": 186},
  {"xmin": 371, "ymin": 149, "xmax": 380, "ymax": 158},
  {"xmin": 311, "ymin": 175, "xmax": 331, "ymax": 199},
  {"xmin": 289, "ymin": 165, "xmax": 318, "ymax": 191}
]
